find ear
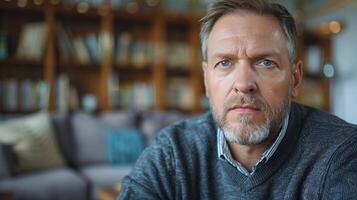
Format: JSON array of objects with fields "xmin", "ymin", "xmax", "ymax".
[
  {"xmin": 291, "ymin": 60, "xmax": 303, "ymax": 98},
  {"xmin": 202, "ymin": 61, "xmax": 209, "ymax": 97}
]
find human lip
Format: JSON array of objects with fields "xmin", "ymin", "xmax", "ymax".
[{"xmin": 229, "ymin": 104, "xmax": 261, "ymax": 114}]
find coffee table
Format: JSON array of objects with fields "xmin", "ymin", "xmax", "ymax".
[{"xmin": 97, "ymin": 184, "xmax": 121, "ymax": 200}]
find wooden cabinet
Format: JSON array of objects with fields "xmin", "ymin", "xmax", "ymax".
[{"xmin": 0, "ymin": 1, "xmax": 204, "ymax": 114}]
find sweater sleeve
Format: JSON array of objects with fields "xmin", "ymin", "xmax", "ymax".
[
  {"xmin": 321, "ymin": 131, "xmax": 357, "ymax": 199},
  {"xmin": 117, "ymin": 130, "xmax": 176, "ymax": 200}
]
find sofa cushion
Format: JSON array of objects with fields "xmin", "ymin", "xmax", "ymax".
[
  {"xmin": 140, "ymin": 110, "xmax": 188, "ymax": 143},
  {"xmin": 71, "ymin": 111, "xmax": 137, "ymax": 166},
  {"xmin": 0, "ymin": 167, "xmax": 88, "ymax": 200},
  {"xmin": 105, "ymin": 128, "xmax": 144, "ymax": 165},
  {"xmin": 0, "ymin": 143, "xmax": 12, "ymax": 179},
  {"xmin": 51, "ymin": 113, "xmax": 76, "ymax": 167},
  {"xmin": 0, "ymin": 112, "xmax": 65, "ymax": 174}
]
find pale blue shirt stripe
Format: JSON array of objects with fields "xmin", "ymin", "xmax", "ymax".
[{"xmin": 217, "ymin": 113, "xmax": 290, "ymax": 176}]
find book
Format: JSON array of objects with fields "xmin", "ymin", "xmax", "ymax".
[
  {"xmin": 16, "ymin": 22, "xmax": 47, "ymax": 60},
  {"xmin": 2, "ymin": 79, "xmax": 18, "ymax": 111},
  {"xmin": 0, "ymin": 32, "xmax": 8, "ymax": 60},
  {"xmin": 116, "ymin": 32, "xmax": 132, "ymax": 66},
  {"xmin": 119, "ymin": 81, "xmax": 153, "ymax": 110},
  {"xmin": 167, "ymin": 78, "xmax": 193, "ymax": 110},
  {"xmin": 109, "ymin": 72, "xmax": 121, "ymax": 108},
  {"xmin": 131, "ymin": 82, "xmax": 153, "ymax": 109},
  {"xmin": 36, "ymin": 80, "xmax": 49, "ymax": 110},
  {"xmin": 56, "ymin": 74, "xmax": 70, "ymax": 113},
  {"xmin": 167, "ymin": 41, "xmax": 190, "ymax": 68},
  {"xmin": 130, "ymin": 40, "xmax": 148, "ymax": 68},
  {"xmin": 72, "ymin": 36, "xmax": 91, "ymax": 64},
  {"xmin": 84, "ymin": 33, "xmax": 102, "ymax": 62},
  {"xmin": 20, "ymin": 79, "xmax": 36, "ymax": 111},
  {"xmin": 56, "ymin": 23, "xmax": 75, "ymax": 62}
]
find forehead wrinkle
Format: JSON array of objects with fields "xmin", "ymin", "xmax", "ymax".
[
  {"xmin": 209, "ymin": 35, "xmax": 249, "ymax": 61},
  {"xmin": 208, "ymin": 12, "xmax": 289, "ymax": 61}
]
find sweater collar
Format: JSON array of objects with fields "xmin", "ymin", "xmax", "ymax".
[
  {"xmin": 217, "ymin": 112, "xmax": 290, "ymax": 176},
  {"xmin": 215, "ymin": 103, "xmax": 304, "ymax": 189}
]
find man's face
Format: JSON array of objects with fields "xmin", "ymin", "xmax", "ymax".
[{"xmin": 202, "ymin": 12, "xmax": 302, "ymax": 145}]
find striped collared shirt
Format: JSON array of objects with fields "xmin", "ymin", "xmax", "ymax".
[{"xmin": 217, "ymin": 114, "xmax": 289, "ymax": 176}]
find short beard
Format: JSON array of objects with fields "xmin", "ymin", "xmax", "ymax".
[{"xmin": 211, "ymin": 91, "xmax": 291, "ymax": 145}]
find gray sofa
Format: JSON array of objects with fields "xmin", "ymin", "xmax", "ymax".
[{"xmin": 0, "ymin": 110, "xmax": 187, "ymax": 200}]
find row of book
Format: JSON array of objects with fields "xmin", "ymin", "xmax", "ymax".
[
  {"xmin": 115, "ymin": 32, "xmax": 154, "ymax": 68},
  {"xmin": 0, "ymin": 75, "xmax": 80, "ymax": 113},
  {"xmin": 0, "ymin": 22, "xmax": 48, "ymax": 61},
  {"xmin": 60, "ymin": 0, "xmax": 104, "ymax": 6},
  {"xmin": 110, "ymin": 72, "xmax": 196, "ymax": 111},
  {"xmin": 114, "ymin": 0, "xmax": 213, "ymax": 12},
  {"xmin": 57, "ymin": 27, "xmax": 192, "ymax": 68},
  {"xmin": 0, "ymin": 75, "xmax": 195, "ymax": 113},
  {"xmin": 0, "ymin": 79, "xmax": 48, "ymax": 112},
  {"xmin": 110, "ymin": 72, "xmax": 154, "ymax": 110},
  {"xmin": 166, "ymin": 78, "xmax": 194, "ymax": 110},
  {"xmin": 166, "ymin": 41, "xmax": 191, "ymax": 69},
  {"xmin": 59, "ymin": 0, "xmax": 212, "ymax": 12},
  {"xmin": 56, "ymin": 73, "xmax": 155, "ymax": 112},
  {"xmin": 56, "ymin": 24, "xmax": 103, "ymax": 64},
  {"xmin": 3, "ymin": 17, "xmax": 193, "ymax": 68}
]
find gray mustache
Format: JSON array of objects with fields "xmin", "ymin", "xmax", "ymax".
[{"xmin": 223, "ymin": 95, "xmax": 268, "ymax": 114}]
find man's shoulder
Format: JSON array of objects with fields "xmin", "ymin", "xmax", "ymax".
[
  {"xmin": 293, "ymin": 103, "xmax": 357, "ymax": 143},
  {"xmin": 295, "ymin": 103, "xmax": 357, "ymax": 129}
]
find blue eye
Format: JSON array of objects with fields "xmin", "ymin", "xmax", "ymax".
[
  {"xmin": 217, "ymin": 60, "xmax": 232, "ymax": 68},
  {"xmin": 256, "ymin": 59, "xmax": 275, "ymax": 67}
]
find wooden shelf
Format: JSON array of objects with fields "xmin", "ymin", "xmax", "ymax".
[
  {"xmin": 166, "ymin": 68, "xmax": 191, "ymax": 77},
  {"xmin": 0, "ymin": 2, "xmax": 204, "ymax": 113},
  {"xmin": 0, "ymin": 57, "xmax": 43, "ymax": 67},
  {"xmin": 57, "ymin": 61, "xmax": 100, "ymax": 71},
  {"xmin": 0, "ymin": 1, "xmax": 46, "ymax": 14},
  {"xmin": 55, "ymin": 5, "xmax": 104, "ymax": 20},
  {"xmin": 115, "ymin": 66, "xmax": 153, "ymax": 73},
  {"xmin": 113, "ymin": 8, "xmax": 156, "ymax": 22}
]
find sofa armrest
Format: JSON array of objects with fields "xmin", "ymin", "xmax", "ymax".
[{"xmin": 0, "ymin": 143, "xmax": 12, "ymax": 179}]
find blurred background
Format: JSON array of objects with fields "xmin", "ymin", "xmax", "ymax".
[
  {"xmin": 1, "ymin": 1, "xmax": 357, "ymax": 200},
  {"xmin": 0, "ymin": 0, "xmax": 356, "ymax": 123}
]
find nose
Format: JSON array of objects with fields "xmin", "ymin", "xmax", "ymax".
[{"xmin": 233, "ymin": 61, "xmax": 257, "ymax": 94}]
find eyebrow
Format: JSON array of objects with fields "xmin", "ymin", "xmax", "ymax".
[
  {"xmin": 211, "ymin": 53, "xmax": 237, "ymax": 60},
  {"xmin": 211, "ymin": 50, "xmax": 281, "ymax": 60},
  {"xmin": 250, "ymin": 51, "xmax": 281, "ymax": 60}
]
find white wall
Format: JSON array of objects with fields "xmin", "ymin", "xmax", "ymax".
[{"xmin": 306, "ymin": 3, "xmax": 357, "ymax": 124}]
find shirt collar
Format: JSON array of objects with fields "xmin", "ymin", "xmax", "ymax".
[{"xmin": 217, "ymin": 112, "xmax": 290, "ymax": 176}]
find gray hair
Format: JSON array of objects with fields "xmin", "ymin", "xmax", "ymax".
[{"xmin": 200, "ymin": 0, "xmax": 298, "ymax": 63}]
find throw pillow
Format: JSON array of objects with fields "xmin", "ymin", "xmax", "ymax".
[
  {"xmin": 0, "ymin": 111, "xmax": 65, "ymax": 174},
  {"xmin": 71, "ymin": 111, "xmax": 137, "ymax": 166},
  {"xmin": 105, "ymin": 128, "xmax": 144, "ymax": 165}
]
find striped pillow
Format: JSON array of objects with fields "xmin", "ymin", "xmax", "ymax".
[
  {"xmin": 0, "ymin": 112, "xmax": 65, "ymax": 174},
  {"xmin": 105, "ymin": 128, "xmax": 144, "ymax": 165}
]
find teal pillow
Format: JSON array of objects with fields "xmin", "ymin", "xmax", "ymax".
[{"xmin": 105, "ymin": 128, "xmax": 144, "ymax": 165}]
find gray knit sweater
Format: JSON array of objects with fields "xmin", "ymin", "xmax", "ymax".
[{"xmin": 118, "ymin": 103, "xmax": 357, "ymax": 199}]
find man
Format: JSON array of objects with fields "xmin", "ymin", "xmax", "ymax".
[{"xmin": 118, "ymin": 0, "xmax": 357, "ymax": 199}]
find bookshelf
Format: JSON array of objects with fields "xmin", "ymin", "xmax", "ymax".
[
  {"xmin": 0, "ymin": 0, "xmax": 204, "ymax": 114},
  {"xmin": 296, "ymin": 27, "xmax": 334, "ymax": 111},
  {"xmin": 1, "ymin": 0, "xmax": 331, "ymax": 114}
]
